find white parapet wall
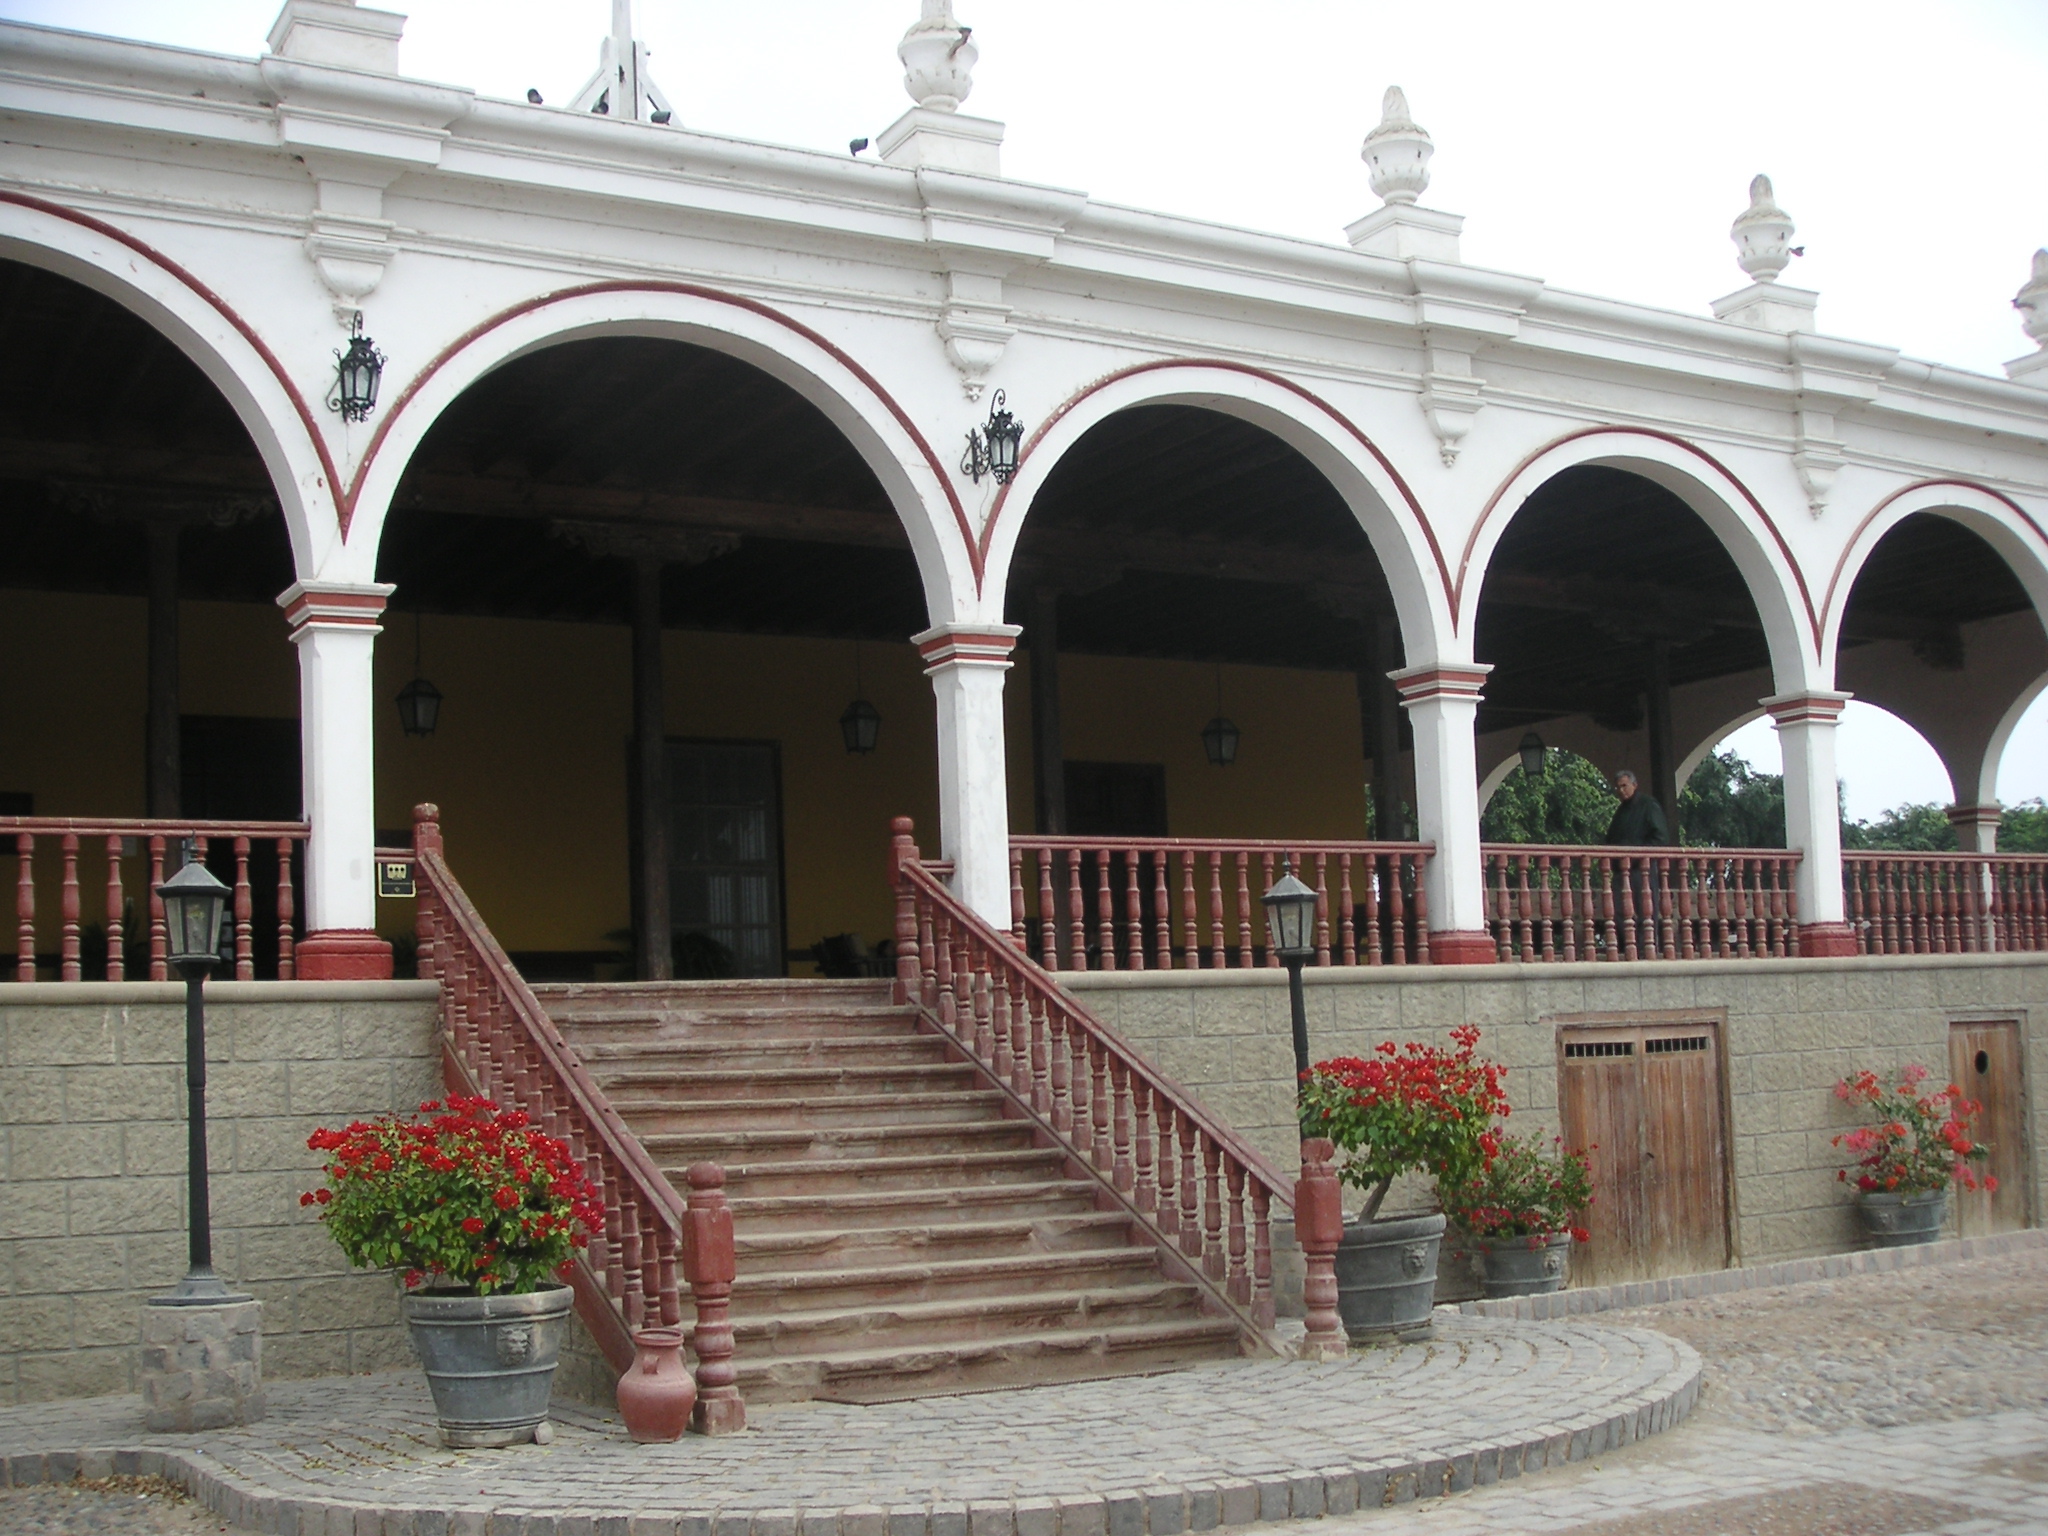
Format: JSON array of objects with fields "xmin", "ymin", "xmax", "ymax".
[
  {"xmin": 1061, "ymin": 955, "xmax": 2048, "ymax": 1270},
  {"xmin": 0, "ymin": 981, "xmax": 440, "ymax": 1406}
]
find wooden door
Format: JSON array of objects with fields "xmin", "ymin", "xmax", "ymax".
[
  {"xmin": 1949, "ymin": 1021, "xmax": 2030, "ymax": 1235},
  {"xmin": 1558, "ymin": 1021, "xmax": 1730, "ymax": 1285}
]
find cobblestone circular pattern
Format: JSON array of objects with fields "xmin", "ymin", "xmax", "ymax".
[{"xmin": 0, "ymin": 1315, "xmax": 1700, "ymax": 1536}]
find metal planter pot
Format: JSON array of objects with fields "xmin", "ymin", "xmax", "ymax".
[
  {"xmin": 1334, "ymin": 1211, "xmax": 1445, "ymax": 1341},
  {"xmin": 1475, "ymin": 1231, "xmax": 1572, "ymax": 1298},
  {"xmin": 1855, "ymin": 1189, "xmax": 1949, "ymax": 1249},
  {"xmin": 402, "ymin": 1284, "xmax": 573, "ymax": 1447}
]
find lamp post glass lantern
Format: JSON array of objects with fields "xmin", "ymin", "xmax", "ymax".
[
  {"xmin": 329, "ymin": 311, "xmax": 386, "ymax": 424},
  {"xmin": 1518, "ymin": 730, "xmax": 1547, "ymax": 779},
  {"xmin": 153, "ymin": 858, "xmax": 249, "ymax": 1305},
  {"xmin": 1262, "ymin": 865, "xmax": 1319, "ymax": 1091}
]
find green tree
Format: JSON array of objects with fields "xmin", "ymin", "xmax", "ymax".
[
  {"xmin": 1481, "ymin": 750, "xmax": 1617, "ymax": 843},
  {"xmin": 1678, "ymin": 749, "xmax": 1786, "ymax": 848},
  {"xmin": 2000, "ymin": 799, "xmax": 2048, "ymax": 853},
  {"xmin": 1840, "ymin": 803, "xmax": 1957, "ymax": 852}
]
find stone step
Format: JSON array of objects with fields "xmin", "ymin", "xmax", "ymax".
[
  {"xmin": 732, "ymin": 1209, "xmax": 1133, "ymax": 1270},
  {"xmin": 731, "ymin": 1247, "xmax": 1160, "ymax": 1310},
  {"xmin": 612, "ymin": 1090, "xmax": 1008, "ymax": 1132},
  {"xmin": 728, "ymin": 1279, "xmax": 1211, "ymax": 1359},
  {"xmin": 537, "ymin": 980, "xmax": 895, "ymax": 1011},
  {"xmin": 738, "ymin": 1315, "xmax": 1249, "ymax": 1404},
  {"xmin": 575, "ymin": 1035, "xmax": 953, "ymax": 1071},
  {"xmin": 595, "ymin": 1061, "xmax": 982, "ymax": 1102},
  {"xmin": 724, "ymin": 1179, "xmax": 1106, "ymax": 1233},
  {"xmin": 639, "ymin": 1119, "xmax": 1036, "ymax": 1165},
  {"xmin": 695, "ymin": 1146, "xmax": 1074, "ymax": 1198}
]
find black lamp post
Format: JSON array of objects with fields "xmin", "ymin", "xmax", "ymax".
[
  {"xmin": 1518, "ymin": 730, "xmax": 1547, "ymax": 779},
  {"xmin": 151, "ymin": 859, "xmax": 248, "ymax": 1307},
  {"xmin": 961, "ymin": 390, "xmax": 1024, "ymax": 484},
  {"xmin": 1261, "ymin": 862, "xmax": 1319, "ymax": 1091},
  {"xmin": 329, "ymin": 311, "xmax": 386, "ymax": 424}
]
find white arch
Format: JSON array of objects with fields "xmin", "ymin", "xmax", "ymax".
[
  {"xmin": 337, "ymin": 284, "xmax": 979, "ymax": 622},
  {"xmin": 0, "ymin": 197, "xmax": 340, "ymax": 576},
  {"xmin": 977, "ymin": 362, "xmax": 1454, "ymax": 661},
  {"xmin": 1981, "ymin": 670, "xmax": 2048, "ymax": 808},
  {"xmin": 1821, "ymin": 482, "xmax": 2048, "ymax": 677},
  {"xmin": 1460, "ymin": 430, "xmax": 1818, "ymax": 688}
]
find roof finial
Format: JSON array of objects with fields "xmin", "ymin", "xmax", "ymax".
[
  {"xmin": 899, "ymin": 0, "xmax": 976, "ymax": 113},
  {"xmin": 1362, "ymin": 86, "xmax": 1433, "ymax": 206},
  {"xmin": 1731, "ymin": 174, "xmax": 1798, "ymax": 283},
  {"xmin": 2014, "ymin": 250, "xmax": 2048, "ymax": 350}
]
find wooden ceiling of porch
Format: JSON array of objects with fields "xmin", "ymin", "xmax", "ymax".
[{"xmin": 0, "ymin": 260, "xmax": 2032, "ymax": 735}]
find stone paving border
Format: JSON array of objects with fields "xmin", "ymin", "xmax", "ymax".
[
  {"xmin": 1456, "ymin": 1228, "xmax": 2048, "ymax": 1320},
  {"xmin": 0, "ymin": 1317, "xmax": 1702, "ymax": 1536}
]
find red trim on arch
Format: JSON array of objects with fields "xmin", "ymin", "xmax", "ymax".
[
  {"xmin": 351, "ymin": 280, "xmax": 978, "ymax": 578},
  {"xmin": 978, "ymin": 359, "xmax": 1451, "ymax": 605},
  {"xmin": 1462, "ymin": 426, "xmax": 1819, "ymax": 648},
  {"xmin": 1819, "ymin": 479, "xmax": 2048, "ymax": 649},
  {"xmin": 0, "ymin": 189, "xmax": 343, "ymax": 516}
]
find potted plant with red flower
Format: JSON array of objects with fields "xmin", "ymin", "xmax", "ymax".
[
  {"xmin": 302, "ymin": 1095, "xmax": 604, "ymax": 1446},
  {"xmin": 1436, "ymin": 1133, "xmax": 1593, "ymax": 1298},
  {"xmin": 1297, "ymin": 1025, "xmax": 1510, "ymax": 1339},
  {"xmin": 1832, "ymin": 1065, "xmax": 1993, "ymax": 1247}
]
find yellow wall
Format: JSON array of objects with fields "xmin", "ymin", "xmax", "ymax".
[{"xmin": 4, "ymin": 589, "xmax": 1381, "ymax": 965}]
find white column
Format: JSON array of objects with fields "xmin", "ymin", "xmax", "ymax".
[
  {"xmin": 1762, "ymin": 689, "xmax": 1855, "ymax": 954},
  {"xmin": 279, "ymin": 580, "xmax": 396, "ymax": 979},
  {"xmin": 915, "ymin": 622, "xmax": 1022, "ymax": 927},
  {"xmin": 1391, "ymin": 662, "xmax": 1495, "ymax": 963},
  {"xmin": 1946, "ymin": 802, "xmax": 2002, "ymax": 853}
]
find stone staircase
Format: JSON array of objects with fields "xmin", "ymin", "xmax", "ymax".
[{"xmin": 531, "ymin": 978, "xmax": 1250, "ymax": 1403}]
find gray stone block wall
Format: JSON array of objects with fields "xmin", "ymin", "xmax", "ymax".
[
  {"xmin": 1064, "ymin": 954, "xmax": 2045, "ymax": 1271},
  {"xmin": 0, "ymin": 981, "xmax": 441, "ymax": 1405}
]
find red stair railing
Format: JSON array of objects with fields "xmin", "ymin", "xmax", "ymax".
[
  {"xmin": 1010, "ymin": 836, "xmax": 1432, "ymax": 970},
  {"xmin": 1844, "ymin": 851, "xmax": 2048, "ymax": 955},
  {"xmin": 1481, "ymin": 844, "xmax": 1802, "ymax": 962},
  {"xmin": 405, "ymin": 804, "xmax": 745, "ymax": 1434},
  {"xmin": 897, "ymin": 819, "xmax": 1292, "ymax": 1339},
  {"xmin": 2, "ymin": 816, "xmax": 306, "ymax": 981}
]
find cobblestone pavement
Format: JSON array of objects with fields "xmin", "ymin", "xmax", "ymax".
[
  {"xmin": 0, "ymin": 1314, "xmax": 1696, "ymax": 1536},
  {"xmin": 1313, "ymin": 1245, "xmax": 2048, "ymax": 1534}
]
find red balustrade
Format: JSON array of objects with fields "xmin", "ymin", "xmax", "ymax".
[
  {"xmin": 409, "ymin": 804, "xmax": 745, "ymax": 1432},
  {"xmin": 1480, "ymin": 844, "xmax": 1801, "ymax": 962},
  {"xmin": 1, "ymin": 817, "xmax": 306, "ymax": 981},
  {"xmin": 903, "ymin": 819, "xmax": 1289, "ymax": 1335},
  {"xmin": 1844, "ymin": 852, "xmax": 2048, "ymax": 955},
  {"xmin": 1009, "ymin": 836, "xmax": 1433, "ymax": 971}
]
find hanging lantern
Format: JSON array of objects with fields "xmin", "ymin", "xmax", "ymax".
[
  {"xmin": 395, "ymin": 612, "xmax": 442, "ymax": 737},
  {"xmin": 329, "ymin": 311, "xmax": 386, "ymax": 424},
  {"xmin": 840, "ymin": 640, "xmax": 880, "ymax": 753},
  {"xmin": 961, "ymin": 389, "xmax": 1025, "ymax": 484},
  {"xmin": 1201, "ymin": 715, "xmax": 1240, "ymax": 767},
  {"xmin": 1518, "ymin": 730, "xmax": 1546, "ymax": 779}
]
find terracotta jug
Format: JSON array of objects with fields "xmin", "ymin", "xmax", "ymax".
[{"xmin": 616, "ymin": 1327, "xmax": 696, "ymax": 1442}]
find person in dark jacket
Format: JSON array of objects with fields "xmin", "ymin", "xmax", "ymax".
[{"xmin": 1605, "ymin": 770, "xmax": 1669, "ymax": 845}]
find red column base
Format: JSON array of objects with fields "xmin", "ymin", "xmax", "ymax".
[
  {"xmin": 1796, "ymin": 922, "xmax": 1859, "ymax": 958},
  {"xmin": 1427, "ymin": 929, "xmax": 1500, "ymax": 965},
  {"xmin": 296, "ymin": 930, "xmax": 395, "ymax": 980}
]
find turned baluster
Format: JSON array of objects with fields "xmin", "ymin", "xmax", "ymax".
[
  {"xmin": 232, "ymin": 836, "xmax": 254, "ymax": 979},
  {"xmin": 1388, "ymin": 850, "xmax": 1408, "ymax": 965},
  {"xmin": 1261, "ymin": 853, "xmax": 1280, "ymax": 966},
  {"xmin": 102, "ymin": 835, "xmax": 125, "ymax": 981},
  {"xmin": 1028, "ymin": 990, "xmax": 1051, "ymax": 1113},
  {"xmin": 1201, "ymin": 1139, "xmax": 1226, "ymax": 1280},
  {"xmin": 1313, "ymin": 852, "xmax": 1331, "ymax": 967},
  {"xmin": 1534, "ymin": 853, "xmax": 1554, "ymax": 961},
  {"xmin": 919, "ymin": 899, "xmax": 941, "ymax": 1006},
  {"xmin": 955, "ymin": 932, "xmax": 979, "ymax": 1050},
  {"xmin": 1007, "ymin": 971, "xmax": 1032, "ymax": 1099},
  {"xmin": 1109, "ymin": 1054, "xmax": 1135, "ymax": 1193},
  {"xmin": 1151, "ymin": 851, "xmax": 1172, "ymax": 971},
  {"xmin": 979, "ymin": 953, "xmax": 1005, "ymax": 1074},
  {"xmin": 277, "ymin": 836, "xmax": 298, "ymax": 979},
  {"xmin": 1124, "ymin": 850, "xmax": 1145, "ymax": 970},
  {"xmin": 654, "ymin": 1225, "xmax": 682, "ymax": 1329},
  {"xmin": 1130, "ymin": 1074, "xmax": 1156, "ymax": 1213},
  {"xmin": 1410, "ymin": 854, "xmax": 1430, "ymax": 964},
  {"xmin": 1234, "ymin": 851, "xmax": 1253, "ymax": 966},
  {"xmin": 1339, "ymin": 854, "xmax": 1356, "ymax": 966},
  {"xmin": 603, "ymin": 1166, "xmax": 628, "ymax": 1310},
  {"xmin": 1559, "ymin": 856, "xmax": 1579, "ymax": 962},
  {"xmin": 1010, "ymin": 845, "xmax": 1027, "ymax": 948},
  {"xmin": 1180, "ymin": 852, "xmax": 1199, "ymax": 969},
  {"xmin": 1151, "ymin": 1090, "xmax": 1177, "ymax": 1236},
  {"xmin": 1047, "ymin": 1005, "xmax": 1074, "ymax": 1133},
  {"xmin": 1037, "ymin": 850, "xmax": 1058, "ymax": 969},
  {"xmin": 1095, "ymin": 850, "xmax": 1118, "ymax": 970},
  {"xmin": 14, "ymin": 832, "xmax": 32, "ymax": 982},
  {"xmin": 1362, "ymin": 851, "xmax": 1382, "ymax": 965},
  {"xmin": 59, "ymin": 832, "xmax": 81, "ymax": 981},
  {"xmin": 1177, "ymin": 1114, "xmax": 1202, "ymax": 1260},
  {"xmin": 617, "ymin": 1191, "xmax": 647, "ymax": 1328},
  {"xmin": 680, "ymin": 1163, "xmax": 745, "ymax": 1434},
  {"xmin": 1225, "ymin": 1159, "xmax": 1250, "ymax": 1304},
  {"xmin": 1618, "ymin": 855, "xmax": 1641, "ymax": 961},
  {"xmin": 1067, "ymin": 850, "xmax": 1088, "ymax": 970},
  {"xmin": 1659, "ymin": 857, "xmax": 1679, "ymax": 959},
  {"xmin": 1879, "ymin": 861, "xmax": 1899, "ymax": 954},
  {"xmin": 1089, "ymin": 1037, "xmax": 1114, "ymax": 1174},
  {"xmin": 1250, "ymin": 1183, "xmax": 1274, "ymax": 1328},
  {"xmin": 1207, "ymin": 853, "xmax": 1226, "ymax": 969},
  {"xmin": 932, "ymin": 910, "xmax": 956, "ymax": 1025},
  {"xmin": 145, "ymin": 837, "xmax": 168, "ymax": 976},
  {"xmin": 1597, "ymin": 854, "xmax": 1618, "ymax": 957}
]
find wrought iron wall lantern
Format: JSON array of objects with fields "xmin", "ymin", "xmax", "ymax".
[
  {"xmin": 1518, "ymin": 730, "xmax": 1547, "ymax": 778},
  {"xmin": 1201, "ymin": 663, "xmax": 1239, "ymax": 766},
  {"xmin": 396, "ymin": 611, "xmax": 443, "ymax": 738},
  {"xmin": 840, "ymin": 640, "xmax": 881, "ymax": 753},
  {"xmin": 961, "ymin": 390, "xmax": 1024, "ymax": 484},
  {"xmin": 329, "ymin": 311, "xmax": 386, "ymax": 424}
]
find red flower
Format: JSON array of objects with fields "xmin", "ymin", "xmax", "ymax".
[
  {"xmin": 461, "ymin": 1216, "xmax": 486, "ymax": 1235},
  {"xmin": 494, "ymin": 1186, "xmax": 520, "ymax": 1211}
]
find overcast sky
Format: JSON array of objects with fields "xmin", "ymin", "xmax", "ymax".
[{"xmin": 6, "ymin": 0, "xmax": 2045, "ymax": 815}]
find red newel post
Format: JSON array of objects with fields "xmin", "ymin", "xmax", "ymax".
[
  {"xmin": 890, "ymin": 816, "xmax": 921, "ymax": 1006},
  {"xmin": 680, "ymin": 1161, "xmax": 746, "ymax": 1435},
  {"xmin": 1295, "ymin": 1136, "xmax": 1348, "ymax": 1361},
  {"xmin": 413, "ymin": 804, "xmax": 444, "ymax": 981}
]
